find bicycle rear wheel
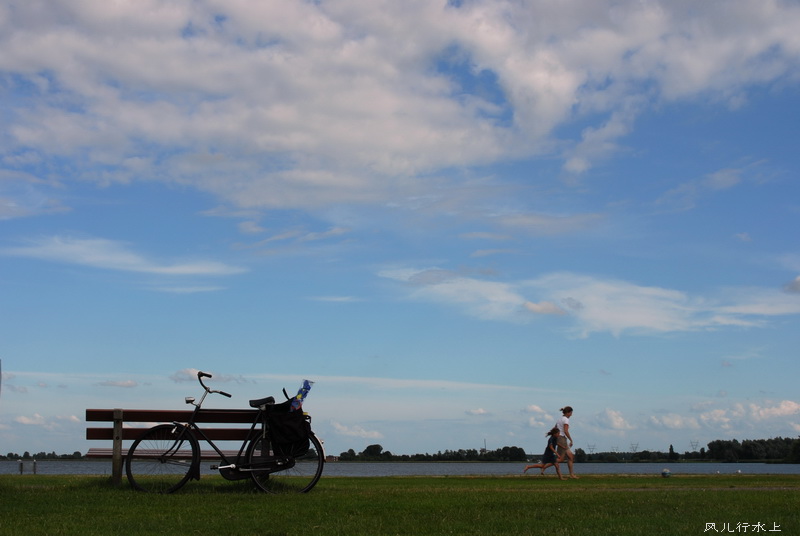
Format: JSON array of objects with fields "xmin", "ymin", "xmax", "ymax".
[
  {"xmin": 246, "ymin": 432, "xmax": 324, "ymax": 493},
  {"xmin": 125, "ymin": 424, "xmax": 199, "ymax": 493}
]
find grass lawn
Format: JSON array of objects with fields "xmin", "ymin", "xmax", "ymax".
[{"xmin": 1, "ymin": 473, "xmax": 798, "ymax": 535}]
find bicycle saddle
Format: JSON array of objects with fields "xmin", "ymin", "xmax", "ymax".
[{"xmin": 249, "ymin": 395, "xmax": 275, "ymax": 408}]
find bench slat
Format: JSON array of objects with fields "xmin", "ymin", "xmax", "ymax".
[
  {"xmin": 86, "ymin": 448, "xmax": 243, "ymax": 460},
  {"xmin": 85, "ymin": 408, "xmax": 259, "ymax": 423},
  {"xmin": 86, "ymin": 427, "xmax": 254, "ymax": 441}
]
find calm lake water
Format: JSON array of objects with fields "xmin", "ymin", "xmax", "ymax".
[{"xmin": 3, "ymin": 460, "xmax": 798, "ymax": 477}]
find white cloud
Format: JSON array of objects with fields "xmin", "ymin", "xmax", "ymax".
[
  {"xmin": 523, "ymin": 301, "xmax": 567, "ymax": 316},
  {"xmin": 466, "ymin": 408, "xmax": 489, "ymax": 416},
  {"xmin": 594, "ymin": 408, "xmax": 634, "ymax": 431},
  {"xmin": 690, "ymin": 400, "xmax": 800, "ymax": 434},
  {"xmin": 784, "ymin": 276, "xmax": 800, "ymax": 293},
  {"xmin": 170, "ymin": 369, "xmax": 202, "ymax": 383},
  {"xmin": 524, "ymin": 405, "xmax": 553, "ymax": 427},
  {"xmin": 13, "ymin": 413, "xmax": 80, "ymax": 432},
  {"xmin": 2, "ymin": 0, "xmax": 799, "ymax": 212},
  {"xmin": 749, "ymin": 400, "xmax": 800, "ymax": 420},
  {"xmin": 648, "ymin": 413, "xmax": 700, "ymax": 430},
  {"xmin": 700, "ymin": 409, "xmax": 733, "ymax": 430},
  {"xmin": 332, "ymin": 421, "xmax": 384, "ymax": 439},
  {"xmin": 525, "ymin": 404, "xmax": 548, "ymax": 414},
  {"xmin": 15, "ymin": 413, "xmax": 46, "ymax": 426}
]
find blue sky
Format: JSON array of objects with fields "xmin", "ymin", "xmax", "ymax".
[{"xmin": 1, "ymin": 0, "xmax": 799, "ymax": 459}]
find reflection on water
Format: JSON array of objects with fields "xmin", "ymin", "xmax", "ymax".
[{"xmin": 2, "ymin": 460, "xmax": 798, "ymax": 477}]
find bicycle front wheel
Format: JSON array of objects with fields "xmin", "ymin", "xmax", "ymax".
[
  {"xmin": 125, "ymin": 424, "xmax": 199, "ymax": 493},
  {"xmin": 246, "ymin": 431, "xmax": 324, "ymax": 493}
]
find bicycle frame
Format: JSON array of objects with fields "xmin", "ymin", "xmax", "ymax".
[
  {"xmin": 172, "ymin": 373, "xmax": 303, "ymax": 478},
  {"xmin": 125, "ymin": 370, "xmax": 324, "ymax": 493}
]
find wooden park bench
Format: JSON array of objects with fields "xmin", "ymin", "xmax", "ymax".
[{"xmin": 85, "ymin": 408, "xmax": 259, "ymax": 485}]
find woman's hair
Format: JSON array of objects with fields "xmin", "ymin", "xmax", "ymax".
[
  {"xmin": 546, "ymin": 426, "xmax": 560, "ymax": 436},
  {"xmin": 560, "ymin": 406, "xmax": 573, "ymax": 414}
]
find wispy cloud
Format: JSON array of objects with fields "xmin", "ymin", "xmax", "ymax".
[
  {"xmin": 460, "ymin": 232, "xmax": 513, "ymax": 241},
  {"xmin": 655, "ymin": 166, "xmax": 753, "ymax": 212},
  {"xmin": 169, "ymin": 369, "xmax": 254, "ymax": 385},
  {"xmin": 380, "ymin": 268, "xmax": 800, "ymax": 336},
  {"xmin": 95, "ymin": 380, "xmax": 138, "ymax": 388},
  {"xmin": 150, "ymin": 286, "xmax": 228, "ymax": 294},
  {"xmin": 497, "ymin": 212, "xmax": 606, "ymax": 235},
  {"xmin": 307, "ymin": 296, "xmax": 361, "ymax": 303},
  {"xmin": 379, "ymin": 267, "xmax": 530, "ymax": 323},
  {"xmin": 299, "ymin": 227, "xmax": 350, "ymax": 242},
  {"xmin": 470, "ymin": 249, "xmax": 518, "ymax": 258},
  {"xmin": 1, "ymin": 236, "xmax": 246, "ymax": 276}
]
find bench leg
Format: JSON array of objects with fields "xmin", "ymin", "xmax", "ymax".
[{"xmin": 112, "ymin": 409, "xmax": 123, "ymax": 486}]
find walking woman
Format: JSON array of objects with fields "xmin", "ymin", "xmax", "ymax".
[{"xmin": 556, "ymin": 406, "xmax": 579, "ymax": 479}]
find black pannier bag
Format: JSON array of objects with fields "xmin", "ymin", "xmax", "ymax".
[{"xmin": 268, "ymin": 400, "xmax": 311, "ymax": 457}]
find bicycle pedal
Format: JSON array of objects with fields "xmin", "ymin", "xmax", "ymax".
[{"xmin": 210, "ymin": 465, "xmax": 219, "ymax": 470}]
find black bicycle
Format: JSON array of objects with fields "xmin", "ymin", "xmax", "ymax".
[{"xmin": 125, "ymin": 371, "xmax": 324, "ymax": 494}]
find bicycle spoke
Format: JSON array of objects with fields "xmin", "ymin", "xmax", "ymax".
[
  {"xmin": 125, "ymin": 425, "xmax": 199, "ymax": 493},
  {"xmin": 246, "ymin": 433, "xmax": 324, "ymax": 493}
]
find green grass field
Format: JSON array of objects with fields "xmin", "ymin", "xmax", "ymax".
[{"xmin": 1, "ymin": 474, "xmax": 797, "ymax": 535}]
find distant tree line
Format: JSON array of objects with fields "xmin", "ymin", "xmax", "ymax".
[
  {"xmin": 2, "ymin": 451, "xmax": 84, "ymax": 461},
  {"xmin": 706, "ymin": 437, "xmax": 798, "ymax": 462},
  {"xmin": 339, "ymin": 444, "xmax": 528, "ymax": 462},
  {"xmin": 581, "ymin": 437, "xmax": 799, "ymax": 463},
  {"xmin": 338, "ymin": 437, "xmax": 799, "ymax": 463},
  {"xmin": 4, "ymin": 437, "xmax": 798, "ymax": 463}
]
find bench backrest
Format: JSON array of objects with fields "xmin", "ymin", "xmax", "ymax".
[{"xmin": 85, "ymin": 408, "xmax": 261, "ymax": 442}]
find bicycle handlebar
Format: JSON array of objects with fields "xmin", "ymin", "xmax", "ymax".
[{"xmin": 197, "ymin": 370, "xmax": 232, "ymax": 398}]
